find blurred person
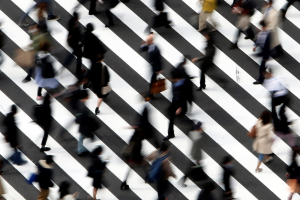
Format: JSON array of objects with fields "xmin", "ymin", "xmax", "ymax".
[
  {"xmin": 164, "ymin": 69, "xmax": 193, "ymax": 140},
  {"xmin": 88, "ymin": 146, "xmax": 107, "ymax": 200},
  {"xmin": 252, "ymin": 110, "xmax": 274, "ymax": 172},
  {"xmin": 197, "ymin": 0, "xmax": 217, "ymax": 32},
  {"xmin": 19, "ymin": 0, "xmax": 60, "ymax": 27},
  {"xmin": 141, "ymin": 33, "xmax": 163, "ymax": 101},
  {"xmin": 85, "ymin": 55, "xmax": 110, "ymax": 115},
  {"xmin": 176, "ymin": 57, "xmax": 189, "ymax": 79},
  {"xmin": 76, "ymin": 0, "xmax": 101, "ymax": 15},
  {"xmin": 281, "ymin": 0, "xmax": 300, "ymax": 20},
  {"xmin": 286, "ymin": 147, "xmax": 300, "ymax": 200},
  {"xmin": 192, "ymin": 30, "xmax": 216, "ymax": 91},
  {"xmin": 37, "ymin": 155, "xmax": 54, "ymax": 200},
  {"xmin": 22, "ymin": 24, "xmax": 49, "ymax": 83},
  {"xmin": 229, "ymin": 0, "xmax": 256, "ymax": 49},
  {"xmin": 261, "ymin": 0, "xmax": 284, "ymax": 58},
  {"xmin": 0, "ymin": 159, "xmax": 4, "ymax": 175},
  {"xmin": 0, "ymin": 171, "xmax": 3, "ymax": 200},
  {"xmin": 222, "ymin": 155, "xmax": 234, "ymax": 200},
  {"xmin": 103, "ymin": 0, "xmax": 120, "ymax": 27},
  {"xmin": 144, "ymin": 142, "xmax": 176, "ymax": 200},
  {"xmin": 263, "ymin": 69, "xmax": 290, "ymax": 132},
  {"xmin": 252, "ymin": 20, "xmax": 271, "ymax": 85},
  {"xmin": 34, "ymin": 93, "xmax": 52, "ymax": 152},
  {"xmin": 197, "ymin": 182, "xmax": 216, "ymax": 200},
  {"xmin": 63, "ymin": 12, "xmax": 85, "ymax": 76},
  {"xmin": 58, "ymin": 181, "xmax": 79, "ymax": 200},
  {"xmin": 0, "ymin": 22, "xmax": 4, "ymax": 67}
]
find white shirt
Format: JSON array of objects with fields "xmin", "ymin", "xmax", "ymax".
[{"xmin": 263, "ymin": 76, "xmax": 288, "ymax": 97}]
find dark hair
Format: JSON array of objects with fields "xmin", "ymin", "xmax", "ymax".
[
  {"xmin": 46, "ymin": 155, "xmax": 54, "ymax": 164},
  {"xmin": 86, "ymin": 23, "xmax": 94, "ymax": 32},
  {"xmin": 73, "ymin": 12, "xmax": 79, "ymax": 21},
  {"xmin": 59, "ymin": 181, "xmax": 70, "ymax": 198},
  {"xmin": 260, "ymin": 20, "xmax": 266, "ymax": 28},
  {"xmin": 192, "ymin": 121, "xmax": 202, "ymax": 131},
  {"xmin": 171, "ymin": 69, "xmax": 184, "ymax": 79},
  {"xmin": 92, "ymin": 146, "xmax": 103, "ymax": 157},
  {"xmin": 222, "ymin": 155, "xmax": 233, "ymax": 165},
  {"xmin": 269, "ymin": 0, "xmax": 273, "ymax": 5},
  {"xmin": 160, "ymin": 142, "xmax": 170, "ymax": 152},
  {"xmin": 11, "ymin": 105, "xmax": 17, "ymax": 114},
  {"xmin": 260, "ymin": 110, "xmax": 272, "ymax": 125},
  {"xmin": 202, "ymin": 182, "xmax": 215, "ymax": 192}
]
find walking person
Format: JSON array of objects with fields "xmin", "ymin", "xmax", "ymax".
[
  {"xmin": 58, "ymin": 181, "xmax": 79, "ymax": 200},
  {"xmin": 103, "ymin": 0, "xmax": 120, "ymax": 27},
  {"xmin": 281, "ymin": 0, "xmax": 300, "ymax": 20},
  {"xmin": 34, "ymin": 93, "xmax": 52, "ymax": 152},
  {"xmin": 0, "ymin": 22, "xmax": 5, "ymax": 68},
  {"xmin": 192, "ymin": 30, "xmax": 216, "ymax": 91},
  {"xmin": 229, "ymin": 0, "xmax": 256, "ymax": 49},
  {"xmin": 144, "ymin": 142, "xmax": 176, "ymax": 200},
  {"xmin": 141, "ymin": 33, "xmax": 163, "ymax": 101},
  {"xmin": 37, "ymin": 155, "xmax": 54, "ymax": 200},
  {"xmin": 252, "ymin": 110, "xmax": 274, "ymax": 172},
  {"xmin": 222, "ymin": 155, "xmax": 235, "ymax": 200},
  {"xmin": 286, "ymin": 147, "xmax": 300, "ymax": 200},
  {"xmin": 197, "ymin": 182, "xmax": 216, "ymax": 200},
  {"xmin": 197, "ymin": 0, "xmax": 217, "ymax": 32},
  {"xmin": 76, "ymin": 0, "xmax": 101, "ymax": 15}
]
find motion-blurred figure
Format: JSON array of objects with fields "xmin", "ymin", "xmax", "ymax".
[
  {"xmin": 34, "ymin": 93, "xmax": 52, "ymax": 152},
  {"xmin": 198, "ymin": 0, "xmax": 217, "ymax": 32},
  {"xmin": 37, "ymin": 155, "xmax": 54, "ymax": 200},
  {"xmin": 164, "ymin": 69, "xmax": 193, "ymax": 140},
  {"xmin": 141, "ymin": 33, "xmax": 163, "ymax": 101},
  {"xmin": 103, "ymin": 0, "xmax": 120, "ymax": 27},
  {"xmin": 58, "ymin": 181, "xmax": 79, "ymax": 200},
  {"xmin": 0, "ymin": 22, "xmax": 4, "ymax": 67},
  {"xmin": 77, "ymin": 0, "xmax": 101, "ymax": 15},
  {"xmin": 222, "ymin": 155, "xmax": 234, "ymax": 200},
  {"xmin": 192, "ymin": 31, "xmax": 216, "ymax": 91},
  {"xmin": 261, "ymin": 0, "xmax": 284, "ymax": 58},
  {"xmin": 197, "ymin": 182, "xmax": 216, "ymax": 200},
  {"xmin": 281, "ymin": 0, "xmax": 299, "ymax": 20},
  {"xmin": 88, "ymin": 146, "xmax": 107, "ymax": 200},
  {"xmin": 253, "ymin": 21, "xmax": 271, "ymax": 85},
  {"xmin": 229, "ymin": 0, "xmax": 256, "ymax": 49},
  {"xmin": 86, "ymin": 55, "xmax": 110, "ymax": 115},
  {"xmin": 144, "ymin": 142, "xmax": 176, "ymax": 200},
  {"xmin": 252, "ymin": 110, "xmax": 274, "ymax": 172},
  {"xmin": 0, "ymin": 159, "xmax": 4, "ymax": 175},
  {"xmin": 286, "ymin": 147, "xmax": 300, "ymax": 200},
  {"xmin": 63, "ymin": 12, "xmax": 85, "ymax": 76},
  {"xmin": 19, "ymin": 0, "xmax": 60, "ymax": 27}
]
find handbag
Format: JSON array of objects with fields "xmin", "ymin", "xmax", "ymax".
[
  {"xmin": 14, "ymin": 48, "xmax": 36, "ymax": 68},
  {"xmin": 247, "ymin": 125, "xmax": 256, "ymax": 138},
  {"xmin": 189, "ymin": 165, "xmax": 208, "ymax": 182},
  {"xmin": 101, "ymin": 65, "xmax": 111, "ymax": 95},
  {"xmin": 150, "ymin": 79, "xmax": 166, "ymax": 94}
]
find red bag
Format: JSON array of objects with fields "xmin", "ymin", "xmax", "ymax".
[{"xmin": 247, "ymin": 125, "xmax": 256, "ymax": 138}]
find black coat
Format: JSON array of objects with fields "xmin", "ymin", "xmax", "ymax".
[
  {"xmin": 171, "ymin": 78, "xmax": 193, "ymax": 112},
  {"xmin": 92, "ymin": 156, "xmax": 107, "ymax": 188},
  {"xmin": 67, "ymin": 21, "xmax": 82, "ymax": 49},
  {"xmin": 222, "ymin": 164, "xmax": 234, "ymax": 192},
  {"xmin": 82, "ymin": 32, "xmax": 107, "ymax": 60},
  {"xmin": 202, "ymin": 41, "xmax": 215, "ymax": 66},
  {"xmin": 88, "ymin": 63, "xmax": 110, "ymax": 96},
  {"xmin": 141, "ymin": 44, "xmax": 162, "ymax": 73},
  {"xmin": 3, "ymin": 112, "xmax": 18, "ymax": 148},
  {"xmin": 37, "ymin": 160, "xmax": 53, "ymax": 189}
]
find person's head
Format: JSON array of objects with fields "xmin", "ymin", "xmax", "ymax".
[
  {"xmin": 260, "ymin": 20, "xmax": 267, "ymax": 31},
  {"xmin": 160, "ymin": 142, "xmax": 170, "ymax": 153},
  {"xmin": 260, "ymin": 110, "xmax": 272, "ymax": 125},
  {"xmin": 86, "ymin": 23, "xmax": 94, "ymax": 32},
  {"xmin": 46, "ymin": 155, "xmax": 54, "ymax": 165},
  {"xmin": 59, "ymin": 181, "xmax": 70, "ymax": 198},
  {"xmin": 171, "ymin": 69, "xmax": 184, "ymax": 82},
  {"xmin": 92, "ymin": 146, "xmax": 103, "ymax": 157},
  {"xmin": 73, "ymin": 12, "xmax": 79, "ymax": 23},
  {"xmin": 222, "ymin": 155, "xmax": 233, "ymax": 165},
  {"xmin": 202, "ymin": 182, "xmax": 215, "ymax": 193},
  {"xmin": 146, "ymin": 33, "xmax": 154, "ymax": 45},
  {"xmin": 11, "ymin": 105, "xmax": 17, "ymax": 115},
  {"xmin": 79, "ymin": 90, "xmax": 89, "ymax": 102},
  {"xmin": 192, "ymin": 121, "xmax": 202, "ymax": 131}
]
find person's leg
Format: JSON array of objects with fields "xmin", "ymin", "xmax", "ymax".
[
  {"xmin": 78, "ymin": 134, "xmax": 86, "ymax": 154},
  {"xmin": 105, "ymin": 9, "xmax": 114, "ymax": 26},
  {"xmin": 167, "ymin": 105, "xmax": 176, "ymax": 138},
  {"xmin": 288, "ymin": 192, "xmax": 294, "ymax": 200},
  {"xmin": 258, "ymin": 59, "xmax": 267, "ymax": 83},
  {"xmin": 41, "ymin": 126, "xmax": 49, "ymax": 148},
  {"xmin": 199, "ymin": 63, "xmax": 209, "ymax": 89},
  {"xmin": 157, "ymin": 180, "xmax": 167, "ymax": 200},
  {"xmin": 256, "ymin": 154, "xmax": 264, "ymax": 171},
  {"xmin": 198, "ymin": 12, "xmax": 209, "ymax": 31},
  {"xmin": 272, "ymin": 96, "xmax": 282, "ymax": 131},
  {"xmin": 89, "ymin": 0, "xmax": 97, "ymax": 14},
  {"xmin": 93, "ymin": 187, "xmax": 98, "ymax": 200},
  {"xmin": 74, "ymin": 47, "xmax": 83, "ymax": 75},
  {"xmin": 19, "ymin": 3, "xmax": 38, "ymax": 25},
  {"xmin": 0, "ymin": 50, "xmax": 3, "ymax": 66},
  {"xmin": 245, "ymin": 26, "xmax": 255, "ymax": 40},
  {"xmin": 37, "ymin": 87, "xmax": 43, "ymax": 97},
  {"xmin": 46, "ymin": 0, "xmax": 53, "ymax": 17},
  {"xmin": 148, "ymin": 72, "xmax": 157, "ymax": 98},
  {"xmin": 37, "ymin": 188, "xmax": 49, "ymax": 200}
]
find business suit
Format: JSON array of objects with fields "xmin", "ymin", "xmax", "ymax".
[{"xmin": 141, "ymin": 44, "xmax": 162, "ymax": 98}]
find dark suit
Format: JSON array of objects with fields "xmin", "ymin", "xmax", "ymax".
[
  {"xmin": 155, "ymin": 0, "xmax": 164, "ymax": 11},
  {"xmin": 88, "ymin": 63, "xmax": 110, "ymax": 98},
  {"xmin": 141, "ymin": 44, "xmax": 162, "ymax": 97},
  {"xmin": 3, "ymin": 112, "xmax": 18, "ymax": 149}
]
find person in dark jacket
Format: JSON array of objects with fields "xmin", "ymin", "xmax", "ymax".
[
  {"xmin": 103, "ymin": 0, "xmax": 119, "ymax": 27},
  {"xmin": 35, "ymin": 93, "xmax": 52, "ymax": 152},
  {"xmin": 0, "ymin": 22, "xmax": 4, "ymax": 67},
  {"xmin": 141, "ymin": 33, "xmax": 163, "ymax": 100},
  {"xmin": 197, "ymin": 182, "xmax": 216, "ymax": 200},
  {"xmin": 164, "ymin": 69, "xmax": 193, "ymax": 140},
  {"xmin": 58, "ymin": 181, "xmax": 78, "ymax": 200},
  {"xmin": 77, "ymin": 0, "xmax": 101, "ymax": 15},
  {"xmin": 192, "ymin": 31, "xmax": 216, "ymax": 91},
  {"xmin": 4, "ymin": 105, "xmax": 19, "ymax": 151},
  {"xmin": 90, "ymin": 146, "xmax": 107, "ymax": 200},
  {"xmin": 37, "ymin": 155, "xmax": 54, "ymax": 200},
  {"xmin": 222, "ymin": 155, "xmax": 235, "ymax": 200},
  {"xmin": 286, "ymin": 147, "xmax": 300, "ymax": 200},
  {"xmin": 63, "ymin": 12, "xmax": 85, "ymax": 76}
]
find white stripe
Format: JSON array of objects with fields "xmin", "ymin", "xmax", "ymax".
[{"xmin": 0, "ymin": 176, "xmax": 26, "ymax": 200}]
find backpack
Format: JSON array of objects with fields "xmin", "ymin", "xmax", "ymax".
[
  {"xmin": 147, "ymin": 154, "xmax": 168, "ymax": 183},
  {"xmin": 37, "ymin": 56, "xmax": 55, "ymax": 78}
]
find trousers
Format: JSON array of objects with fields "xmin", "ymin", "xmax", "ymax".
[{"xmin": 37, "ymin": 189, "xmax": 49, "ymax": 200}]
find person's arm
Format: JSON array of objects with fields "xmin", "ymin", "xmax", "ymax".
[
  {"xmin": 140, "ymin": 41, "xmax": 149, "ymax": 52},
  {"xmin": 162, "ymin": 158, "xmax": 176, "ymax": 179},
  {"xmin": 144, "ymin": 150, "xmax": 157, "ymax": 162}
]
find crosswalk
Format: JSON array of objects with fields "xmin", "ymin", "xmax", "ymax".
[{"xmin": 0, "ymin": 0, "xmax": 300, "ymax": 199}]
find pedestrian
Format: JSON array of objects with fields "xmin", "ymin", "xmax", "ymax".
[
  {"xmin": 263, "ymin": 69, "xmax": 289, "ymax": 131},
  {"xmin": 222, "ymin": 155, "xmax": 234, "ymax": 200},
  {"xmin": 144, "ymin": 142, "xmax": 176, "ymax": 200},
  {"xmin": 37, "ymin": 155, "xmax": 54, "ymax": 200},
  {"xmin": 141, "ymin": 33, "xmax": 163, "ymax": 101},
  {"xmin": 281, "ymin": 0, "xmax": 299, "ymax": 20},
  {"xmin": 286, "ymin": 147, "xmax": 300, "ymax": 200},
  {"xmin": 192, "ymin": 30, "xmax": 216, "ymax": 91},
  {"xmin": 34, "ymin": 93, "xmax": 52, "ymax": 152},
  {"xmin": 63, "ymin": 12, "xmax": 85, "ymax": 76},
  {"xmin": 0, "ymin": 160, "xmax": 4, "ymax": 175},
  {"xmin": 197, "ymin": 182, "xmax": 216, "ymax": 200},
  {"xmin": 252, "ymin": 20, "xmax": 271, "ymax": 85},
  {"xmin": 76, "ymin": 0, "xmax": 101, "ymax": 15},
  {"xmin": 88, "ymin": 146, "xmax": 107, "ymax": 200},
  {"xmin": 0, "ymin": 22, "xmax": 5, "ymax": 67},
  {"xmin": 229, "ymin": 0, "xmax": 256, "ymax": 49},
  {"xmin": 19, "ymin": 0, "xmax": 60, "ymax": 27},
  {"xmin": 58, "ymin": 181, "xmax": 79, "ymax": 200},
  {"xmin": 252, "ymin": 110, "xmax": 274, "ymax": 172},
  {"xmin": 86, "ymin": 55, "xmax": 110, "ymax": 115},
  {"xmin": 0, "ymin": 159, "xmax": 4, "ymax": 200},
  {"xmin": 197, "ymin": 0, "xmax": 217, "ymax": 32},
  {"xmin": 103, "ymin": 0, "xmax": 120, "ymax": 27}
]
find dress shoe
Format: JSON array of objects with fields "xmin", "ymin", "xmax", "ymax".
[
  {"xmin": 196, "ymin": 85, "xmax": 206, "ymax": 91},
  {"xmin": 120, "ymin": 181, "xmax": 130, "ymax": 190},
  {"xmin": 40, "ymin": 147, "xmax": 51, "ymax": 152},
  {"xmin": 105, "ymin": 22, "xmax": 114, "ymax": 28},
  {"xmin": 95, "ymin": 107, "xmax": 100, "ymax": 115},
  {"xmin": 253, "ymin": 80, "xmax": 262, "ymax": 85},
  {"xmin": 163, "ymin": 135, "xmax": 175, "ymax": 141}
]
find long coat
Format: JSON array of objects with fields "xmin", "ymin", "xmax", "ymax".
[
  {"xmin": 3, "ymin": 112, "xmax": 18, "ymax": 148},
  {"xmin": 88, "ymin": 62, "xmax": 110, "ymax": 98},
  {"xmin": 82, "ymin": 32, "xmax": 107, "ymax": 60},
  {"xmin": 252, "ymin": 120, "xmax": 274, "ymax": 154}
]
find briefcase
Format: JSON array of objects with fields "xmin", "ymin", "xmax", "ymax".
[
  {"xmin": 150, "ymin": 79, "xmax": 166, "ymax": 94},
  {"xmin": 14, "ymin": 48, "xmax": 35, "ymax": 68}
]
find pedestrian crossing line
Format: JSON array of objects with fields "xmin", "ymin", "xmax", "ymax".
[
  {"xmin": 0, "ymin": 134, "xmax": 60, "ymax": 200},
  {"xmin": 0, "ymin": 90, "xmax": 118, "ymax": 200},
  {"xmin": 0, "ymin": 175, "xmax": 26, "ymax": 200}
]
